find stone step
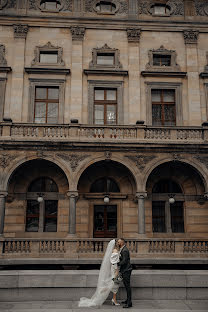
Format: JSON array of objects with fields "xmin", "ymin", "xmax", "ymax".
[{"xmin": 0, "ymin": 300, "xmax": 208, "ymax": 311}]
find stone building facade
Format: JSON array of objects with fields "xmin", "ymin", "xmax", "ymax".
[{"xmin": 0, "ymin": 0, "xmax": 208, "ymax": 261}]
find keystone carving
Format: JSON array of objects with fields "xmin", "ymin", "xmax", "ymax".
[
  {"xmin": 13, "ymin": 24, "xmax": 29, "ymax": 39},
  {"xmin": 126, "ymin": 28, "xmax": 141, "ymax": 43},
  {"xmin": 56, "ymin": 154, "xmax": 90, "ymax": 171},
  {"xmin": 183, "ymin": 30, "xmax": 199, "ymax": 44},
  {"xmin": 70, "ymin": 26, "xmax": 86, "ymax": 41},
  {"xmin": 125, "ymin": 155, "xmax": 156, "ymax": 170},
  {"xmin": 0, "ymin": 45, "xmax": 8, "ymax": 66}
]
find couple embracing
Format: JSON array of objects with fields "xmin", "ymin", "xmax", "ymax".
[{"xmin": 79, "ymin": 238, "xmax": 133, "ymax": 308}]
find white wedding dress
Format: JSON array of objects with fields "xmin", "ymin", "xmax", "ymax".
[{"xmin": 78, "ymin": 239, "xmax": 116, "ymax": 307}]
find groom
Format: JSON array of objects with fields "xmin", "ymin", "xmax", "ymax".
[{"xmin": 117, "ymin": 238, "xmax": 132, "ymax": 308}]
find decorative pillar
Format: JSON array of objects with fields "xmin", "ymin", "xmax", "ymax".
[
  {"xmin": 183, "ymin": 30, "xmax": 201, "ymax": 125},
  {"xmin": 67, "ymin": 191, "xmax": 78, "ymax": 234},
  {"xmin": 136, "ymin": 192, "xmax": 147, "ymax": 234},
  {"xmin": 0, "ymin": 192, "xmax": 7, "ymax": 235},
  {"xmin": 126, "ymin": 28, "xmax": 141, "ymax": 124},
  {"xmin": 70, "ymin": 26, "xmax": 85, "ymax": 122}
]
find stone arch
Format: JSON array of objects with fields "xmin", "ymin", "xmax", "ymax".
[
  {"xmin": 74, "ymin": 155, "xmax": 140, "ymax": 192},
  {"xmin": 143, "ymin": 157, "xmax": 208, "ymax": 193}
]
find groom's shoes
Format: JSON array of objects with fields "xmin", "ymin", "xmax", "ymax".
[
  {"xmin": 121, "ymin": 300, "xmax": 127, "ymax": 304},
  {"xmin": 123, "ymin": 303, "xmax": 132, "ymax": 308}
]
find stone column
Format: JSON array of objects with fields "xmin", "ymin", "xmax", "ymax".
[
  {"xmin": 127, "ymin": 28, "xmax": 141, "ymax": 124},
  {"xmin": 67, "ymin": 191, "xmax": 78, "ymax": 234},
  {"xmin": 70, "ymin": 26, "xmax": 85, "ymax": 122},
  {"xmin": 10, "ymin": 24, "xmax": 28, "ymax": 122},
  {"xmin": 165, "ymin": 201, "xmax": 172, "ymax": 233},
  {"xmin": 136, "ymin": 192, "xmax": 147, "ymax": 234},
  {"xmin": 183, "ymin": 30, "xmax": 201, "ymax": 125},
  {"xmin": 0, "ymin": 192, "xmax": 7, "ymax": 235}
]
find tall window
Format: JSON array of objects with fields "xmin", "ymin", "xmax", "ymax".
[
  {"xmin": 40, "ymin": 0, "xmax": 61, "ymax": 10},
  {"xmin": 152, "ymin": 89, "xmax": 176, "ymax": 126},
  {"xmin": 152, "ymin": 179, "xmax": 184, "ymax": 233},
  {"xmin": 94, "ymin": 88, "xmax": 117, "ymax": 125},
  {"xmin": 34, "ymin": 87, "xmax": 59, "ymax": 124},
  {"xmin": 26, "ymin": 177, "xmax": 58, "ymax": 232}
]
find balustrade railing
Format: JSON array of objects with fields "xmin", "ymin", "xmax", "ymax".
[
  {"xmin": 1, "ymin": 238, "xmax": 208, "ymax": 259},
  {"xmin": 0, "ymin": 122, "xmax": 206, "ymax": 143}
]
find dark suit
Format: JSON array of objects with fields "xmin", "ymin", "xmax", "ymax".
[{"xmin": 118, "ymin": 245, "xmax": 132, "ymax": 306}]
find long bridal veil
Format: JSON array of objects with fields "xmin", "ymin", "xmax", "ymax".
[{"xmin": 78, "ymin": 239, "xmax": 115, "ymax": 307}]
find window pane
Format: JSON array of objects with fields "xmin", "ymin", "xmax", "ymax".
[
  {"xmin": 106, "ymin": 89, "xmax": 116, "ymax": 101},
  {"xmin": 94, "ymin": 105, "xmax": 104, "ymax": 124},
  {"xmin": 152, "ymin": 201, "xmax": 166, "ymax": 233},
  {"xmin": 47, "ymin": 103, "xmax": 58, "ymax": 124},
  {"xmin": 26, "ymin": 200, "xmax": 39, "ymax": 232},
  {"xmin": 95, "ymin": 89, "xmax": 104, "ymax": 100},
  {"xmin": 40, "ymin": 51, "xmax": 58, "ymax": 63},
  {"xmin": 34, "ymin": 102, "xmax": 46, "ymax": 123},
  {"xmin": 163, "ymin": 90, "xmax": 175, "ymax": 102},
  {"xmin": 36, "ymin": 87, "xmax": 47, "ymax": 100},
  {"xmin": 42, "ymin": 1, "xmax": 60, "ymax": 10},
  {"xmin": 107, "ymin": 105, "xmax": 116, "ymax": 125},
  {"xmin": 152, "ymin": 90, "xmax": 161, "ymax": 102},
  {"xmin": 164, "ymin": 105, "xmax": 175, "ymax": 125},
  {"xmin": 154, "ymin": 5, "xmax": 167, "ymax": 15},
  {"xmin": 94, "ymin": 206, "xmax": 104, "ymax": 231},
  {"xmin": 48, "ymin": 87, "xmax": 59, "ymax": 100},
  {"xmin": 153, "ymin": 54, "xmax": 171, "ymax": 66},
  {"xmin": 152, "ymin": 104, "xmax": 162, "ymax": 126},
  {"xmin": 44, "ymin": 200, "xmax": 57, "ymax": 232},
  {"xmin": 170, "ymin": 202, "xmax": 184, "ymax": 233},
  {"xmin": 97, "ymin": 53, "xmax": 114, "ymax": 65},
  {"xmin": 107, "ymin": 206, "xmax": 117, "ymax": 231}
]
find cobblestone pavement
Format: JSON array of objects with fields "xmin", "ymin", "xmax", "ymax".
[{"xmin": 0, "ymin": 300, "xmax": 208, "ymax": 312}]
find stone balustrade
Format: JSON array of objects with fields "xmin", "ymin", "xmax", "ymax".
[
  {"xmin": 0, "ymin": 122, "xmax": 206, "ymax": 143},
  {"xmin": 0, "ymin": 238, "xmax": 207, "ymax": 259}
]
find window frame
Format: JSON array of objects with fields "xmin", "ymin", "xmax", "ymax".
[
  {"xmin": 94, "ymin": 88, "xmax": 117, "ymax": 125},
  {"xmin": 32, "ymin": 42, "xmax": 65, "ymax": 67},
  {"xmin": 28, "ymin": 78, "xmax": 65, "ymax": 124},
  {"xmin": 93, "ymin": 0, "xmax": 118, "ymax": 15},
  {"xmin": 89, "ymin": 44, "xmax": 122, "ymax": 70},
  {"xmin": 88, "ymin": 80, "xmax": 124, "ymax": 125},
  {"xmin": 146, "ymin": 82, "xmax": 183, "ymax": 126}
]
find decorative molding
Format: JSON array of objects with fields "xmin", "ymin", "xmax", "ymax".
[
  {"xmin": 0, "ymin": 0, "xmax": 8, "ymax": 9},
  {"xmin": 125, "ymin": 155, "xmax": 156, "ymax": 170},
  {"xmin": 0, "ymin": 45, "xmax": 7, "ymax": 67},
  {"xmin": 105, "ymin": 151, "xmax": 112, "ymax": 160},
  {"xmin": 0, "ymin": 0, "xmax": 16, "ymax": 9},
  {"xmin": 183, "ymin": 30, "xmax": 199, "ymax": 44},
  {"xmin": 85, "ymin": 0, "xmax": 128, "ymax": 15},
  {"xmin": 84, "ymin": 69, "xmax": 128, "ymax": 76},
  {"xmin": 25, "ymin": 67, "xmax": 70, "ymax": 75},
  {"xmin": 70, "ymin": 26, "xmax": 86, "ymax": 41},
  {"xmin": 0, "ymin": 154, "xmax": 16, "ymax": 168},
  {"xmin": 89, "ymin": 44, "xmax": 123, "ymax": 70},
  {"xmin": 126, "ymin": 28, "xmax": 141, "ymax": 43},
  {"xmin": 56, "ymin": 154, "xmax": 90, "ymax": 172},
  {"xmin": 172, "ymin": 153, "xmax": 182, "ymax": 161},
  {"xmin": 13, "ymin": 24, "xmax": 29, "ymax": 39},
  {"xmin": 138, "ymin": 0, "xmax": 184, "ymax": 16},
  {"xmin": 29, "ymin": 0, "xmax": 72, "ymax": 12},
  {"xmin": 31, "ymin": 42, "xmax": 65, "ymax": 67},
  {"xmin": 194, "ymin": 1, "xmax": 208, "ymax": 16},
  {"xmin": 194, "ymin": 155, "xmax": 208, "ymax": 168}
]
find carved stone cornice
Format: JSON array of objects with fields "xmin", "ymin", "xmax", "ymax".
[
  {"xmin": 126, "ymin": 28, "xmax": 141, "ymax": 43},
  {"xmin": 13, "ymin": 24, "xmax": 29, "ymax": 39},
  {"xmin": 125, "ymin": 154, "xmax": 156, "ymax": 170},
  {"xmin": 70, "ymin": 26, "xmax": 85, "ymax": 41},
  {"xmin": 56, "ymin": 153, "xmax": 90, "ymax": 172},
  {"xmin": 183, "ymin": 30, "xmax": 199, "ymax": 44}
]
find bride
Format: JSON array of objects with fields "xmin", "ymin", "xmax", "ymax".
[{"xmin": 78, "ymin": 239, "xmax": 120, "ymax": 307}]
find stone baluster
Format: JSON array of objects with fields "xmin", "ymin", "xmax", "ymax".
[
  {"xmin": 0, "ymin": 191, "xmax": 7, "ymax": 234},
  {"xmin": 136, "ymin": 192, "xmax": 147, "ymax": 234},
  {"xmin": 67, "ymin": 191, "xmax": 78, "ymax": 234}
]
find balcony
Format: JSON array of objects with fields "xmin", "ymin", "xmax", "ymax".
[{"xmin": 0, "ymin": 122, "xmax": 207, "ymax": 145}]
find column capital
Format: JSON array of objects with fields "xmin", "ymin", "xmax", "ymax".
[
  {"xmin": 70, "ymin": 26, "xmax": 85, "ymax": 41},
  {"xmin": 136, "ymin": 192, "xmax": 147, "ymax": 199},
  {"xmin": 66, "ymin": 191, "xmax": 78, "ymax": 198},
  {"xmin": 0, "ymin": 191, "xmax": 8, "ymax": 198},
  {"xmin": 126, "ymin": 28, "xmax": 141, "ymax": 43},
  {"xmin": 183, "ymin": 30, "xmax": 199, "ymax": 44},
  {"xmin": 13, "ymin": 24, "xmax": 29, "ymax": 39}
]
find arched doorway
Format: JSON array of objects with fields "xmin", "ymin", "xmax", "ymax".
[{"xmin": 77, "ymin": 160, "xmax": 136, "ymax": 238}]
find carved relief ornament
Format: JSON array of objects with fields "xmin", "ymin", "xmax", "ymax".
[
  {"xmin": 13, "ymin": 24, "xmax": 29, "ymax": 39},
  {"xmin": 0, "ymin": 0, "xmax": 16, "ymax": 10},
  {"xmin": 85, "ymin": 0, "xmax": 128, "ymax": 15},
  {"xmin": 138, "ymin": 0, "xmax": 184, "ymax": 16},
  {"xmin": 125, "ymin": 155, "xmax": 156, "ymax": 170},
  {"xmin": 31, "ymin": 42, "xmax": 65, "ymax": 66},
  {"xmin": 0, "ymin": 45, "xmax": 8, "ymax": 66},
  {"xmin": 29, "ymin": 0, "xmax": 72, "ymax": 12},
  {"xmin": 56, "ymin": 154, "xmax": 90, "ymax": 172},
  {"xmin": 70, "ymin": 26, "xmax": 86, "ymax": 41},
  {"xmin": 0, "ymin": 154, "xmax": 16, "ymax": 169},
  {"xmin": 183, "ymin": 30, "xmax": 199, "ymax": 44},
  {"xmin": 195, "ymin": 1, "xmax": 208, "ymax": 16},
  {"xmin": 126, "ymin": 28, "xmax": 141, "ymax": 43}
]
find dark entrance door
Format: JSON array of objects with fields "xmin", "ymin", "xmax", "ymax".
[{"xmin": 94, "ymin": 205, "xmax": 117, "ymax": 238}]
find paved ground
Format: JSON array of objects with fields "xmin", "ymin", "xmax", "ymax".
[{"xmin": 0, "ymin": 300, "xmax": 208, "ymax": 312}]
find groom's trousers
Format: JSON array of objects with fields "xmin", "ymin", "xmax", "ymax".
[{"xmin": 122, "ymin": 270, "xmax": 132, "ymax": 305}]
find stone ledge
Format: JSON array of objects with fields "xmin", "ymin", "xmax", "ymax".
[
  {"xmin": 25, "ymin": 67, "xmax": 70, "ymax": 75},
  {"xmin": 141, "ymin": 71, "xmax": 187, "ymax": 78},
  {"xmin": 84, "ymin": 69, "xmax": 128, "ymax": 76}
]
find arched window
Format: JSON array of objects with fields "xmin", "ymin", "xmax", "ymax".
[
  {"xmin": 96, "ymin": 1, "xmax": 116, "ymax": 13},
  {"xmin": 26, "ymin": 177, "xmax": 58, "ymax": 232},
  {"xmin": 40, "ymin": 0, "xmax": 61, "ymax": 10},
  {"xmin": 152, "ymin": 179, "xmax": 184, "ymax": 233},
  {"xmin": 90, "ymin": 177, "xmax": 120, "ymax": 193}
]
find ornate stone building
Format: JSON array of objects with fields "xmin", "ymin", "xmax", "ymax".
[{"xmin": 0, "ymin": 0, "xmax": 208, "ymax": 263}]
